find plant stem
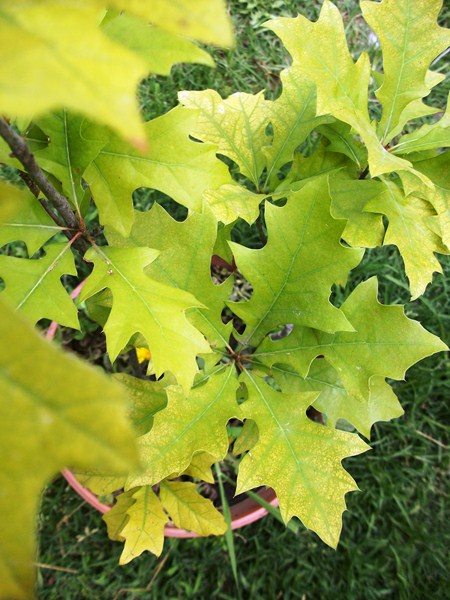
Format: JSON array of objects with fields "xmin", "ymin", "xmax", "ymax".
[
  {"xmin": 358, "ymin": 165, "xmax": 369, "ymax": 180},
  {"xmin": 0, "ymin": 117, "xmax": 89, "ymax": 253},
  {"xmin": 256, "ymin": 205, "xmax": 267, "ymax": 245},
  {"xmin": 0, "ymin": 118, "xmax": 78, "ymax": 228}
]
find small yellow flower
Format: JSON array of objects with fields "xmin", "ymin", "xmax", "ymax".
[{"xmin": 135, "ymin": 347, "xmax": 151, "ymax": 363}]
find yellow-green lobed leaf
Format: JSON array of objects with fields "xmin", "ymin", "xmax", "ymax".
[
  {"xmin": 0, "ymin": 1, "xmax": 149, "ymax": 146},
  {"xmin": 365, "ymin": 179, "xmax": 448, "ymax": 299},
  {"xmin": 262, "ymin": 67, "xmax": 333, "ymax": 188},
  {"xmin": 102, "ymin": 13, "xmax": 214, "ymax": 75},
  {"xmin": 318, "ymin": 121, "xmax": 367, "ymax": 169},
  {"xmin": 0, "ymin": 298, "xmax": 137, "ymax": 599},
  {"xmin": 278, "ymin": 141, "xmax": 357, "ymax": 191},
  {"xmin": 106, "ymin": 204, "xmax": 233, "ymax": 350},
  {"xmin": 203, "ymin": 184, "xmax": 267, "ymax": 225},
  {"xmin": 179, "ymin": 89, "xmax": 269, "ymax": 187},
  {"xmin": 255, "ymin": 277, "xmax": 448, "ymax": 402},
  {"xmin": 392, "ymin": 96, "xmax": 450, "ymax": 155},
  {"xmin": 233, "ymin": 419, "xmax": 259, "ymax": 456},
  {"xmin": 85, "ymin": 106, "xmax": 232, "ymax": 236},
  {"xmin": 328, "ymin": 173, "xmax": 385, "ymax": 248},
  {"xmin": 34, "ymin": 110, "xmax": 109, "ymax": 213},
  {"xmin": 103, "ymin": 489, "xmax": 136, "ymax": 542},
  {"xmin": 182, "ymin": 452, "xmax": 216, "ymax": 483},
  {"xmin": 80, "ymin": 246, "xmax": 210, "ymax": 391},
  {"xmin": 116, "ymin": 486, "xmax": 168, "ymax": 563},
  {"xmin": 100, "ymin": 0, "xmax": 234, "ymax": 47},
  {"xmin": 72, "ymin": 472, "xmax": 126, "ymax": 497},
  {"xmin": 266, "ymin": 2, "xmax": 413, "ymax": 177},
  {"xmin": 403, "ymin": 152, "xmax": 450, "ymax": 250},
  {"xmin": 230, "ymin": 175, "xmax": 363, "ymax": 347},
  {"xmin": 237, "ymin": 371, "xmax": 369, "ymax": 548},
  {"xmin": 127, "ymin": 368, "xmax": 240, "ymax": 488},
  {"xmin": 0, "ymin": 242, "xmax": 79, "ymax": 328},
  {"xmin": 0, "ymin": 183, "xmax": 61, "ymax": 255},
  {"xmin": 113, "ymin": 373, "xmax": 168, "ymax": 436},
  {"xmin": 361, "ymin": 0, "xmax": 450, "ymax": 143},
  {"xmin": 270, "ymin": 361, "xmax": 403, "ymax": 439},
  {"xmin": 160, "ymin": 480, "xmax": 227, "ymax": 536}
]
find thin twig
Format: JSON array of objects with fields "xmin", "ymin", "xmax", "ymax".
[
  {"xmin": 0, "ymin": 118, "xmax": 78, "ymax": 228},
  {"xmin": 416, "ymin": 430, "xmax": 448, "ymax": 449},
  {"xmin": 112, "ymin": 551, "xmax": 171, "ymax": 600},
  {"xmin": 145, "ymin": 551, "xmax": 171, "ymax": 591},
  {"xmin": 0, "ymin": 117, "xmax": 89, "ymax": 253},
  {"xmin": 17, "ymin": 170, "xmax": 39, "ymax": 197},
  {"xmin": 34, "ymin": 562, "xmax": 78, "ymax": 574}
]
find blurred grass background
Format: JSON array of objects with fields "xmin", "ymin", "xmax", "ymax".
[{"xmin": 36, "ymin": 1, "xmax": 449, "ymax": 598}]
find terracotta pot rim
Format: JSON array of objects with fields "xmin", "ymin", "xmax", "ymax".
[{"xmin": 49, "ymin": 279, "xmax": 279, "ymax": 538}]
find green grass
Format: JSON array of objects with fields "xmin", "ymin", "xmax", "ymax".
[{"xmin": 36, "ymin": 1, "xmax": 450, "ymax": 598}]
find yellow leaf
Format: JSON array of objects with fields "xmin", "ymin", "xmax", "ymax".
[
  {"xmin": 0, "ymin": 298, "xmax": 137, "ymax": 599},
  {"xmin": 103, "ymin": 0, "xmax": 234, "ymax": 47},
  {"xmin": 182, "ymin": 452, "xmax": 216, "ymax": 483},
  {"xmin": 0, "ymin": 1, "xmax": 148, "ymax": 146},
  {"xmin": 237, "ymin": 371, "xmax": 369, "ymax": 548},
  {"xmin": 119, "ymin": 487, "xmax": 168, "ymax": 563},
  {"xmin": 160, "ymin": 480, "xmax": 227, "ymax": 536}
]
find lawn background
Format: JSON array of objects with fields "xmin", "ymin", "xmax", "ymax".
[{"xmin": 36, "ymin": 1, "xmax": 449, "ymax": 598}]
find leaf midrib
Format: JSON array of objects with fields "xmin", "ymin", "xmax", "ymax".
[
  {"xmin": 16, "ymin": 244, "xmax": 72, "ymax": 311},
  {"xmin": 245, "ymin": 371, "xmax": 332, "ymax": 534},
  {"xmin": 243, "ymin": 196, "xmax": 316, "ymax": 347}
]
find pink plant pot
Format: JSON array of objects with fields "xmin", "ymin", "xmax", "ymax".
[{"xmin": 47, "ymin": 280, "xmax": 279, "ymax": 538}]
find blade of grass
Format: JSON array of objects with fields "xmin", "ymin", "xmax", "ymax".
[{"xmin": 214, "ymin": 463, "xmax": 241, "ymax": 599}]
